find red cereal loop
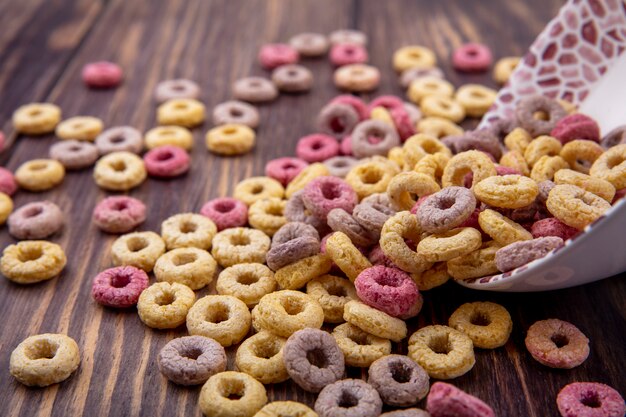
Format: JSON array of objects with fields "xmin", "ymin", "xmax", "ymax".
[
  {"xmin": 330, "ymin": 95, "xmax": 369, "ymax": 120},
  {"xmin": 200, "ymin": 197, "xmax": 248, "ymax": 231},
  {"xmin": 340, "ymin": 135, "xmax": 353, "ymax": 155},
  {"xmin": 301, "ymin": 176, "xmax": 358, "ymax": 219},
  {"xmin": 354, "ymin": 266, "xmax": 419, "ymax": 318},
  {"xmin": 265, "ymin": 157, "xmax": 309, "ymax": 186},
  {"xmin": 613, "ymin": 188, "xmax": 626, "ymax": 204},
  {"xmin": 296, "ymin": 134, "xmax": 340, "ymax": 163},
  {"xmin": 81, "ymin": 61, "xmax": 123, "ymax": 88},
  {"xmin": 531, "ymin": 217, "xmax": 579, "ymax": 241},
  {"xmin": 143, "ymin": 145, "xmax": 190, "ymax": 178},
  {"xmin": 0, "ymin": 167, "xmax": 18, "ymax": 196},
  {"xmin": 258, "ymin": 43, "xmax": 299, "ymax": 69},
  {"xmin": 551, "ymin": 114, "xmax": 601, "ymax": 145},
  {"xmin": 91, "ymin": 266, "xmax": 149, "ymax": 308},
  {"xmin": 391, "ymin": 106, "xmax": 416, "ymax": 141},
  {"xmin": 426, "ymin": 382, "xmax": 495, "ymax": 417},
  {"xmin": 452, "ymin": 43, "xmax": 493, "ymax": 72},
  {"xmin": 557, "ymin": 382, "xmax": 625, "ymax": 417},
  {"xmin": 329, "ymin": 43, "xmax": 368, "ymax": 67}
]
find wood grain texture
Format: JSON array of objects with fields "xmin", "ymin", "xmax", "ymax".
[{"xmin": 0, "ymin": 0, "xmax": 624, "ymax": 416}]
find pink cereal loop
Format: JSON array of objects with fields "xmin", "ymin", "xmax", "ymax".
[
  {"xmin": 200, "ymin": 197, "xmax": 248, "ymax": 231},
  {"xmin": 81, "ymin": 61, "xmax": 123, "ymax": 88},
  {"xmin": 265, "ymin": 157, "xmax": 309, "ymax": 186},
  {"xmin": 0, "ymin": 166, "xmax": 18, "ymax": 196},
  {"xmin": 452, "ymin": 43, "xmax": 493, "ymax": 72},
  {"xmin": 296, "ymin": 134, "xmax": 340, "ymax": 163},
  {"xmin": 557, "ymin": 382, "xmax": 625, "ymax": 417},
  {"xmin": 92, "ymin": 196, "xmax": 146, "ymax": 234},
  {"xmin": 258, "ymin": 43, "xmax": 299, "ymax": 69},
  {"xmin": 143, "ymin": 145, "xmax": 190, "ymax": 177},
  {"xmin": 330, "ymin": 95, "xmax": 369, "ymax": 120},
  {"xmin": 329, "ymin": 43, "xmax": 368, "ymax": 67},
  {"xmin": 91, "ymin": 266, "xmax": 149, "ymax": 308}
]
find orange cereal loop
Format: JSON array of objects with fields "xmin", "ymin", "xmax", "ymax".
[
  {"xmin": 499, "ymin": 151, "xmax": 530, "ymax": 176},
  {"xmin": 393, "ymin": 45, "xmax": 437, "ymax": 72},
  {"xmin": 524, "ymin": 135, "xmax": 562, "ymax": 167},
  {"xmin": 560, "ymin": 139, "xmax": 604, "ymax": 174},
  {"xmin": 410, "ymin": 262, "xmax": 450, "ymax": 291},
  {"xmin": 474, "ymin": 175, "xmax": 539, "ymax": 209},
  {"xmin": 478, "ymin": 209, "xmax": 532, "ymax": 246},
  {"xmin": 285, "ymin": 163, "xmax": 329, "ymax": 198},
  {"xmin": 446, "ymin": 241, "xmax": 501, "ymax": 280},
  {"xmin": 417, "ymin": 227, "xmax": 482, "ymax": 263},
  {"xmin": 325, "ymin": 232, "xmax": 372, "ymax": 282},
  {"xmin": 345, "ymin": 160, "xmax": 396, "ymax": 200},
  {"xmin": 343, "ymin": 300, "xmax": 407, "ymax": 342},
  {"xmin": 503, "ymin": 127, "xmax": 532, "ymax": 154},
  {"xmin": 417, "ymin": 117, "xmax": 464, "ymax": 139},
  {"xmin": 274, "ymin": 253, "xmax": 332, "ymax": 290},
  {"xmin": 441, "ymin": 150, "xmax": 497, "ymax": 189},
  {"xmin": 332, "ymin": 322, "xmax": 392, "ymax": 367},
  {"xmin": 380, "ymin": 211, "xmax": 432, "ymax": 273},
  {"xmin": 186, "ymin": 295, "xmax": 251, "ymax": 347},
  {"xmin": 546, "ymin": 184, "xmax": 611, "ymax": 230},
  {"xmin": 407, "ymin": 76, "xmax": 454, "ymax": 105},
  {"xmin": 455, "ymin": 84, "xmax": 497, "ymax": 118},
  {"xmin": 234, "ymin": 176, "xmax": 284, "ymax": 206},
  {"xmin": 530, "ymin": 155, "xmax": 569, "ymax": 182},
  {"xmin": 387, "ymin": 171, "xmax": 440, "ymax": 211},
  {"xmin": 255, "ymin": 290, "xmax": 324, "ymax": 338},
  {"xmin": 554, "ymin": 169, "xmax": 615, "ymax": 202},
  {"xmin": 589, "ymin": 144, "xmax": 626, "ymax": 189},
  {"xmin": 402, "ymin": 133, "xmax": 452, "ymax": 169},
  {"xmin": 448, "ymin": 301, "xmax": 513, "ymax": 349},
  {"xmin": 420, "ymin": 95, "xmax": 465, "ymax": 123},
  {"xmin": 414, "ymin": 153, "xmax": 450, "ymax": 183}
]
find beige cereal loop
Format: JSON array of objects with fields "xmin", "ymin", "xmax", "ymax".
[
  {"xmin": 447, "ymin": 241, "xmax": 501, "ymax": 280},
  {"xmin": 554, "ymin": 169, "xmax": 615, "ymax": 202},
  {"xmin": 504, "ymin": 128, "xmax": 532, "ymax": 154},
  {"xmin": 153, "ymin": 247, "xmax": 217, "ymax": 290},
  {"xmin": 325, "ymin": 232, "xmax": 372, "ymax": 282},
  {"xmin": 408, "ymin": 76, "xmax": 454, "ymax": 104},
  {"xmin": 455, "ymin": 84, "xmax": 497, "ymax": 117},
  {"xmin": 442, "ymin": 150, "xmax": 497, "ymax": 189},
  {"xmin": 93, "ymin": 151, "xmax": 146, "ymax": 191},
  {"xmin": 285, "ymin": 163, "xmax": 329, "ymax": 198},
  {"xmin": 137, "ymin": 282, "xmax": 195, "ymax": 329},
  {"xmin": 0, "ymin": 193, "xmax": 13, "ymax": 225},
  {"xmin": 590, "ymin": 144, "xmax": 626, "ymax": 189},
  {"xmin": 524, "ymin": 135, "xmax": 562, "ymax": 167},
  {"xmin": 111, "ymin": 231, "xmax": 166, "ymax": 272},
  {"xmin": 343, "ymin": 300, "xmax": 407, "ymax": 342},
  {"xmin": 206, "ymin": 123, "xmax": 256, "ymax": 155},
  {"xmin": 420, "ymin": 95, "xmax": 465, "ymax": 123},
  {"xmin": 417, "ymin": 117, "xmax": 464, "ymax": 139},
  {"xmin": 15, "ymin": 159, "xmax": 65, "ymax": 191},
  {"xmin": 530, "ymin": 155, "xmax": 569, "ymax": 182},
  {"xmin": 493, "ymin": 56, "xmax": 520, "ymax": 84},
  {"xmin": 13, "ymin": 103, "xmax": 62, "ymax": 135},
  {"xmin": 345, "ymin": 159, "xmax": 399, "ymax": 200},
  {"xmin": 10, "ymin": 333, "xmax": 80, "ymax": 387},
  {"xmin": 216, "ymin": 263, "xmax": 276, "ymax": 307},
  {"xmin": 55, "ymin": 116, "xmax": 103, "ymax": 141},
  {"xmin": 1, "ymin": 240, "xmax": 66, "ymax": 284},
  {"xmin": 402, "ymin": 133, "xmax": 452, "ymax": 169},
  {"xmin": 235, "ymin": 331, "xmax": 289, "ymax": 384},
  {"xmin": 211, "ymin": 227, "xmax": 270, "ymax": 267},
  {"xmin": 474, "ymin": 175, "xmax": 539, "ymax": 209},
  {"xmin": 387, "ymin": 171, "xmax": 440, "ymax": 211},
  {"xmin": 187, "ymin": 295, "xmax": 251, "ymax": 347},
  {"xmin": 380, "ymin": 211, "xmax": 431, "ymax": 273},
  {"xmin": 393, "ymin": 46, "xmax": 437, "ymax": 72},
  {"xmin": 144, "ymin": 125, "xmax": 193, "ymax": 150},
  {"xmin": 546, "ymin": 184, "xmax": 611, "ymax": 230},
  {"xmin": 306, "ymin": 274, "xmax": 358, "ymax": 323},
  {"xmin": 414, "ymin": 153, "xmax": 450, "ymax": 183},
  {"xmin": 478, "ymin": 209, "xmax": 532, "ymax": 246},
  {"xmin": 161, "ymin": 213, "xmax": 217, "ymax": 250},
  {"xmin": 560, "ymin": 139, "xmax": 603, "ymax": 174},
  {"xmin": 417, "ymin": 227, "xmax": 482, "ymax": 262},
  {"xmin": 411, "ymin": 262, "xmax": 450, "ymax": 291},
  {"xmin": 234, "ymin": 176, "xmax": 285, "ymax": 206},
  {"xmin": 255, "ymin": 401, "xmax": 318, "ymax": 417},
  {"xmin": 333, "ymin": 64, "xmax": 380, "ymax": 92},
  {"xmin": 275, "ymin": 253, "xmax": 332, "ymax": 290},
  {"xmin": 332, "ymin": 322, "xmax": 392, "ymax": 367},
  {"xmin": 499, "ymin": 150, "xmax": 530, "ymax": 176},
  {"xmin": 408, "ymin": 325, "xmax": 475, "ymax": 379},
  {"xmin": 199, "ymin": 371, "xmax": 268, "ymax": 417},
  {"xmin": 157, "ymin": 98, "xmax": 205, "ymax": 127},
  {"xmin": 255, "ymin": 290, "xmax": 324, "ymax": 338},
  {"xmin": 449, "ymin": 301, "xmax": 513, "ymax": 349},
  {"xmin": 248, "ymin": 198, "xmax": 287, "ymax": 236}
]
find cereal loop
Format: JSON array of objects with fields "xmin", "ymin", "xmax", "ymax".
[
  {"xmin": 211, "ymin": 227, "xmax": 270, "ymax": 267},
  {"xmin": 554, "ymin": 169, "xmax": 615, "ymax": 202},
  {"xmin": 111, "ymin": 231, "xmax": 165, "ymax": 272},
  {"xmin": 255, "ymin": 401, "xmax": 318, "ymax": 417},
  {"xmin": 560, "ymin": 139, "xmax": 604, "ymax": 174},
  {"xmin": 325, "ymin": 231, "xmax": 372, "ymax": 282},
  {"xmin": 12, "ymin": 103, "xmax": 61, "ymax": 135},
  {"xmin": 157, "ymin": 98, "xmax": 205, "ymax": 127},
  {"xmin": 442, "ymin": 150, "xmax": 497, "ymax": 189},
  {"xmin": 407, "ymin": 76, "xmax": 454, "ymax": 105},
  {"xmin": 187, "ymin": 295, "xmax": 251, "ymax": 347},
  {"xmin": 393, "ymin": 46, "xmax": 437, "ymax": 72},
  {"xmin": 144, "ymin": 126, "xmax": 193, "ymax": 151},
  {"xmin": 478, "ymin": 209, "xmax": 532, "ymax": 246},
  {"xmin": 93, "ymin": 151, "xmax": 146, "ymax": 191},
  {"xmin": 56, "ymin": 116, "xmax": 103, "ymax": 141},
  {"xmin": 255, "ymin": 290, "xmax": 324, "ymax": 338},
  {"xmin": 421, "ymin": 95, "xmax": 465, "ymax": 123},
  {"xmin": 417, "ymin": 227, "xmax": 482, "ymax": 262},
  {"xmin": 15, "ymin": 159, "xmax": 65, "ymax": 191},
  {"xmin": 206, "ymin": 124, "xmax": 256, "ymax": 156},
  {"xmin": 546, "ymin": 184, "xmax": 611, "ymax": 230},
  {"xmin": 525, "ymin": 319, "xmax": 590, "ymax": 369},
  {"xmin": 157, "ymin": 336, "xmax": 226, "ymax": 386},
  {"xmin": 274, "ymin": 254, "xmax": 332, "ymax": 290},
  {"xmin": 455, "ymin": 84, "xmax": 497, "ymax": 117},
  {"xmin": 137, "ymin": 282, "xmax": 195, "ymax": 329},
  {"xmin": 236, "ymin": 331, "xmax": 289, "ymax": 384},
  {"xmin": 234, "ymin": 176, "xmax": 285, "ymax": 206},
  {"xmin": 1, "ymin": 240, "xmax": 66, "ymax": 284},
  {"xmin": 474, "ymin": 174, "xmax": 538, "ymax": 209},
  {"xmin": 380, "ymin": 211, "xmax": 431, "ymax": 273},
  {"xmin": 590, "ymin": 144, "xmax": 626, "ymax": 189},
  {"xmin": 557, "ymin": 382, "xmax": 625, "ymax": 417},
  {"xmin": 332, "ymin": 322, "xmax": 391, "ymax": 367},
  {"xmin": 199, "ymin": 371, "xmax": 267, "ymax": 417},
  {"xmin": 343, "ymin": 300, "xmax": 407, "ymax": 342},
  {"xmin": 306, "ymin": 274, "xmax": 358, "ymax": 323},
  {"xmin": 216, "ymin": 263, "xmax": 276, "ymax": 307},
  {"xmin": 449, "ymin": 302, "xmax": 513, "ymax": 349},
  {"xmin": 447, "ymin": 241, "xmax": 500, "ymax": 281}
]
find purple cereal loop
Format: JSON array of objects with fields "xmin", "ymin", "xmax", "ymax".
[
  {"xmin": 317, "ymin": 102, "xmax": 360, "ymax": 139},
  {"xmin": 354, "ymin": 266, "xmax": 419, "ymax": 318},
  {"xmin": 557, "ymin": 382, "xmax": 625, "ymax": 417},
  {"xmin": 157, "ymin": 335, "xmax": 227, "ymax": 386},
  {"xmin": 284, "ymin": 191, "xmax": 330, "ymax": 235},
  {"xmin": 266, "ymin": 236, "xmax": 320, "ymax": 271},
  {"xmin": 296, "ymin": 134, "xmax": 340, "ymax": 163},
  {"xmin": 323, "ymin": 156, "xmax": 359, "ymax": 177},
  {"xmin": 301, "ymin": 176, "xmax": 358, "ymax": 219},
  {"xmin": 486, "ymin": 117, "xmax": 518, "ymax": 143},
  {"xmin": 601, "ymin": 125, "xmax": 626, "ymax": 149},
  {"xmin": 515, "ymin": 95, "xmax": 567, "ymax": 137},
  {"xmin": 0, "ymin": 167, "xmax": 18, "ymax": 196},
  {"xmin": 444, "ymin": 130, "xmax": 503, "ymax": 160},
  {"xmin": 8, "ymin": 201, "xmax": 64, "ymax": 240},
  {"xmin": 426, "ymin": 382, "xmax": 495, "ymax": 417},
  {"xmin": 452, "ymin": 43, "xmax": 493, "ymax": 72},
  {"xmin": 351, "ymin": 119, "xmax": 400, "ymax": 158},
  {"xmin": 417, "ymin": 186, "xmax": 476, "ymax": 234},
  {"xmin": 92, "ymin": 196, "xmax": 146, "ymax": 234},
  {"xmin": 271, "ymin": 64, "xmax": 313, "ymax": 93},
  {"xmin": 232, "ymin": 77, "xmax": 278, "ymax": 103},
  {"xmin": 327, "ymin": 208, "xmax": 376, "ymax": 247},
  {"xmin": 495, "ymin": 236, "xmax": 563, "ymax": 272},
  {"xmin": 212, "ymin": 100, "xmax": 260, "ymax": 129},
  {"xmin": 95, "ymin": 126, "xmax": 143, "ymax": 155},
  {"xmin": 315, "ymin": 379, "xmax": 382, "ymax": 417},
  {"xmin": 200, "ymin": 197, "xmax": 248, "ymax": 231},
  {"xmin": 330, "ymin": 43, "xmax": 368, "ymax": 66},
  {"xmin": 265, "ymin": 157, "xmax": 309, "ymax": 186},
  {"xmin": 352, "ymin": 196, "xmax": 396, "ymax": 240},
  {"xmin": 368, "ymin": 354, "xmax": 429, "ymax": 407},
  {"xmin": 143, "ymin": 145, "xmax": 190, "ymax": 178},
  {"xmin": 272, "ymin": 222, "xmax": 320, "ymax": 248},
  {"xmin": 330, "ymin": 95, "xmax": 369, "ymax": 120},
  {"xmin": 49, "ymin": 140, "xmax": 99, "ymax": 170},
  {"xmin": 91, "ymin": 265, "xmax": 149, "ymax": 308}
]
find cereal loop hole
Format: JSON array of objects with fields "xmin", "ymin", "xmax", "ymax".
[
  {"xmin": 360, "ymin": 168, "xmax": 382, "ymax": 184},
  {"xmin": 250, "ymin": 184, "xmax": 264, "ymax": 194},
  {"xmin": 18, "ymin": 246, "xmax": 43, "ymax": 262},
  {"xmin": 220, "ymin": 379, "xmax": 245, "ymax": 400},
  {"xmin": 28, "ymin": 162, "xmax": 48, "ymax": 171},
  {"xmin": 29, "ymin": 109, "xmax": 42, "ymax": 116},
  {"xmin": 24, "ymin": 206, "xmax": 44, "ymax": 218},
  {"xmin": 230, "ymin": 234, "xmax": 251, "ymax": 246},
  {"xmin": 326, "ymin": 283, "xmax": 347, "ymax": 297},
  {"xmin": 550, "ymin": 333, "xmax": 569, "ymax": 348},
  {"xmin": 306, "ymin": 348, "xmax": 329, "ymax": 368},
  {"xmin": 428, "ymin": 333, "xmax": 451, "ymax": 354},
  {"xmin": 156, "ymin": 151, "xmax": 174, "ymax": 161},
  {"xmin": 469, "ymin": 311, "xmax": 492, "ymax": 326},
  {"xmin": 282, "ymin": 298, "xmax": 304, "ymax": 315},
  {"xmin": 180, "ymin": 346, "xmax": 203, "ymax": 360},
  {"xmin": 389, "ymin": 360, "xmax": 412, "ymax": 383},
  {"xmin": 155, "ymin": 291, "xmax": 175, "ymax": 306},
  {"xmin": 110, "ymin": 273, "xmax": 131, "ymax": 288},
  {"xmin": 338, "ymin": 390, "xmax": 359, "ymax": 408},
  {"xmin": 236, "ymin": 272, "xmax": 259, "ymax": 285},
  {"xmin": 215, "ymin": 200, "xmax": 235, "ymax": 213},
  {"xmin": 173, "ymin": 252, "xmax": 197, "ymax": 266},
  {"xmin": 25, "ymin": 340, "xmax": 59, "ymax": 360},
  {"xmin": 110, "ymin": 135, "xmax": 125, "ymax": 144},
  {"xmin": 580, "ymin": 391, "xmax": 602, "ymax": 408},
  {"xmin": 222, "ymin": 127, "xmax": 238, "ymax": 135},
  {"xmin": 330, "ymin": 117, "xmax": 346, "ymax": 133},
  {"xmin": 205, "ymin": 303, "xmax": 230, "ymax": 324},
  {"xmin": 127, "ymin": 237, "xmax": 148, "ymax": 252},
  {"xmin": 110, "ymin": 160, "xmax": 127, "ymax": 172},
  {"xmin": 179, "ymin": 221, "xmax": 197, "ymax": 233}
]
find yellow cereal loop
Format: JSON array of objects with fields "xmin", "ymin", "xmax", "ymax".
[
  {"xmin": 248, "ymin": 198, "xmax": 287, "ymax": 236},
  {"xmin": 1, "ymin": 240, "xmax": 66, "ymax": 284},
  {"xmin": 55, "ymin": 116, "xmax": 103, "ymax": 141},
  {"xmin": 387, "ymin": 171, "xmax": 440, "ymax": 211},
  {"xmin": 393, "ymin": 45, "xmax": 437, "ymax": 72},
  {"xmin": 306, "ymin": 274, "xmax": 358, "ymax": 323},
  {"xmin": 234, "ymin": 176, "xmax": 285, "ymax": 206},
  {"xmin": 206, "ymin": 123, "xmax": 256, "ymax": 155},
  {"xmin": 446, "ymin": 241, "xmax": 501, "ymax": 280},
  {"xmin": 474, "ymin": 175, "xmax": 539, "ymax": 209},
  {"xmin": 590, "ymin": 144, "xmax": 626, "ymax": 189},
  {"xmin": 144, "ymin": 125, "xmax": 193, "ymax": 150},
  {"xmin": 478, "ymin": 209, "xmax": 532, "ymax": 246},
  {"xmin": 407, "ymin": 76, "xmax": 454, "ymax": 104},
  {"xmin": 380, "ymin": 211, "xmax": 431, "ymax": 273},
  {"xmin": 493, "ymin": 56, "xmax": 520, "ymax": 84},
  {"xmin": 0, "ymin": 192, "xmax": 14, "ymax": 225},
  {"xmin": 12, "ymin": 103, "xmax": 62, "ymax": 135},
  {"xmin": 420, "ymin": 95, "xmax": 465, "ymax": 123},
  {"xmin": 504, "ymin": 128, "xmax": 532, "ymax": 153},
  {"xmin": 93, "ymin": 151, "xmax": 146, "ymax": 191},
  {"xmin": 255, "ymin": 290, "xmax": 324, "ymax": 338},
  {"xmin": 560, "ymin": 139, "xmax": 603, "ymax": 174},
  {"xmin": 199, "ymin": 371, "xmax": 267, "ymax": 417},
  {"xmin": 414, "ymin": 153, "xmax": 450, "ymax": 183},
  {"xmin": 111, "ymin": 231, "xmax": 166, "ymax": 272},
  {"xmin": 343, "ymin": 300, "xmax": 407, "ymax": 342},
  {"xmin": 370, "ymin": 106, "xmax": 394, "ymax": 126},
  {"xmin": 187, "ymin": 295, "xmax": 251, "ymax": 347},
  {"xmin": 15, "ymin": 159, "xmax": 65, "ymax": 191},
  {"xmin": 455, "ymin": 84, "xmax": 497, "ymax": 117},
  {"xmin": 332, "ymin": 322, "xmax": 392, "ymax": 367},
  {"xmin": 387, "ymin": 146, "xmax": 405, "ymax": 168},
  {"xmin": 449, "ymin": 301, "xmax": 513, "ymax": 349},
  {"xmin": 417, "ymin": 117, "xmax": 464, "ymax": 139},
  {"xmin": 157, "ymin": 98, "xmax": 205, "ymax": 127},
  {"xmin": 255, "ymin": 401, "xmax": 317, "ymax": 417},
  {"xmin": 153, "ymin": 247, "xmax": 217, "ymax": 290},
  {"xmin": 325, "ymin": 232, "xmax": 372, "ymax": 282},
  {"xmin": 211, "ymin": 227, "xmax": 271, "ymax": 267},
  {"xmin": 161, "ymin": 213, "xmax": 217, "ymax": 250},
  {"xmin": 530, "ymin": 155, "xmax": 569, "ymax": 182},
  {"xmin": 559, "ymin": 99, "xmax": 578, "ymax": 114},
  {"xmin": 410, "ymin": 262, "xmax": 450, "ymax": 291},
  {"xmin": 402, "ymin": 133, "xmax": 452, "ymax": 169},
  {"xmin": 274, "ymin": 253, "xmax": 332, "ymax": 290},
  {"xmin": 137, "ymin": 282, "xmax": 195, "ymax": 329},
  {"xmin": 499, "ymin": 151, "xmax": 530, "ymax": 176},
  {"xmin": 216, "ymin": 263, "xmax": 276, "ymax": 307},
  {"xmin": 417, "ymin": 227, "xmax": 482, "ymax": 262},
  {"xmin": 442, "ymin": 150, "xmax": 497, "ymax": 189},
  {"xmin": 345, "ymin": 160, "xmax": 396, "ymax": 200},
  {"xmin": 546, "ymin": 184, "xmax": 611, "ymax": 230},
  {"xmin": 554, "ymin": 169, "xmax": 615, "ymax": 202},
  {"xmin": 524, "ymin": 135, "xmax": 562, "ymax": 167},
  {"xmin": 235, "ymin": 332, "xmax": 289, "ymax": 384},
  {"xmin": 285, "ymin": 163, "xmax": 329, "ymax": 198}
]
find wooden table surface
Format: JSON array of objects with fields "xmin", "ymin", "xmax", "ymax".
[{"xmin": 0, "ymin": 0, "xmax": 624, "ymax": 416}]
